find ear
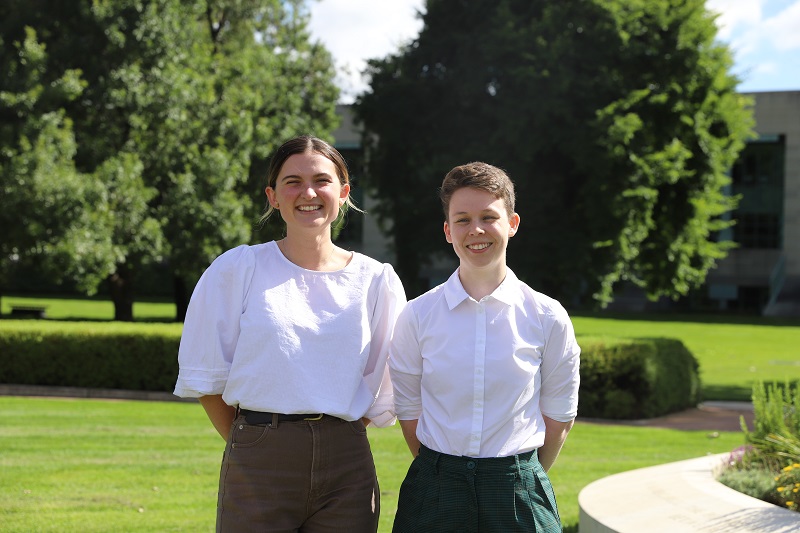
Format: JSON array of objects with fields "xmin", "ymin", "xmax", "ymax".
[
  {"xmin": 340, "ymin": 182, "xmax": 351, "ymax": 203},
  {"xmin": 444, "ymin": 220, "xmax": 452, "ymax": 243},
  {"xmin": 265, "ymin": 186, "xmax": 278, "ymax": 208},
  {"xmin": 508, "ymin": 213, "xmax": 520, "ymax": 237}
]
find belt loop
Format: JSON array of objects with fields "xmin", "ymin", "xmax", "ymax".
[
  {"xmin": 433, "ymin": 449, "xmax": 441, "ymax": 475},
  {"xmin": 514, "ymin": 454, "xmax": 522, "ymax": 478},
  {"xmin": 271, "ymin": 412, "xmax": 279, "ymax": 428}
]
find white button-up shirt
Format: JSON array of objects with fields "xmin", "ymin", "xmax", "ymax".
[
  {"xmin": 174, "ymin": 242, "xmax": 406, "ymax": 427},
  {"xmin": 389, "ymin": 268, "xmax": 580, "ymax": 457}
]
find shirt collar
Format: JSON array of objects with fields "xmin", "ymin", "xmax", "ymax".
[{"xmin": 443, "ymin": 267, "xmax": 522, "ymax": 310}]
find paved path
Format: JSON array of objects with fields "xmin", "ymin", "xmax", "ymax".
[{"xmin": 580, "ymin": 401, "xmax": 755, "ymax": 432}]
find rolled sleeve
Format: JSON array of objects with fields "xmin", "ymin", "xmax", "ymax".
[
  {"xmin": 389, "ymin": 303, "xmax": 423, "ymax": 420},
  {"xmin": 538, "ymin": 307, "xmax": 580, "ymax": 422}
]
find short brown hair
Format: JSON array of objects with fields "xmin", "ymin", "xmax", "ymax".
[{"xmin": 439, "ymin": 162, "xmax": 516, "ymax": 220}]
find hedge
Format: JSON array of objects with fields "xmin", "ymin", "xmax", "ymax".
[
  {"xmin": 0, "ymin": 321, "xmax": 182, "ymax": 393},
  {"xmin": 0, "ymin": 322, "xmax": 701, "ymax": 419},
  {"xmin": 578, "ymin": 336, "xmax": 701, "ymax": 419}
]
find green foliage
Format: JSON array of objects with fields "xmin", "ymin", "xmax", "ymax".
[
  {"xmin": 717, "ymin": 465, "xmax": 781, "ymax": 506},
  {"xmin": 0, "ymin": 0, "xmax": 340, "ymax": 319},
  {"xmin": 743, "ymin": 381, "xmax": 800, "ymax": 464},
  {"xmin": 0, "ymin": 321, "xmax": 181, "ymax": 392},
  {"xmin": 718, "ymin": 381, "xmax": 800, "ymax": 512},
  {"xmin": 774, "ymin": 462, "xmax": 800, "ymax": 511},
  {"xmin": 579, "ymin": 337, "xmax": 700, "ymax": 419},
  {"xmin": 356, "ymin": 0, "xmax": 753, "ymax": 302}
]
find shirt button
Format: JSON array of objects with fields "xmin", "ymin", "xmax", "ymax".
[{"xmin": 466, "ymin": 461, "xmax": 476, "ymax": 470}]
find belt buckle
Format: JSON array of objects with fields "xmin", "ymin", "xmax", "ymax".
[{"xmin": 304, "ymin": 414, "xmax": 324, "ymax": 421}]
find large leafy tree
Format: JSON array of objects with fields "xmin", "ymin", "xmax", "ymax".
[
  {"xmin": 356, "ymin": 0, "xmax": 753, "ymax": 304},
  {"xmin": 1, "ymin": 0, "xmax": 339, "ymax": 320}
]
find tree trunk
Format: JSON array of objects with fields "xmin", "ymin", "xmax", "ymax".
[
  {"xmin": 173, "ymin": 275, "xmax": 189, "ymax": 322},
  {"xmin": 108, "ymin": 266, "xmax": 135, "ymax": 322}
]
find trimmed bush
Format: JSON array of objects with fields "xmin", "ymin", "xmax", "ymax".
[
  {"xmin": 578, "ymin": 337, "xmax": 701, "ymax": 419},
  {"xmin": 0, "ymin": 321, "xmax": 182, "ymax": 392},
  {"xmin": 1, "ymin": 323, "xmax": 701, "ymax": 419}
]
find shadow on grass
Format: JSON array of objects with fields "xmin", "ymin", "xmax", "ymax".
[{"xmin": 702, "ymin": 384, "xmax": 753, "ymax": 402}]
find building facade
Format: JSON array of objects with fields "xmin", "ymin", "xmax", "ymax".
[{"xmin": 706, "ymin": 91, "xmax": 800, "ymax": 316}]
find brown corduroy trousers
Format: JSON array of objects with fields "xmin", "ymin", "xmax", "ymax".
[{"xmin": 216, "ymin": 413, "xmax": 379, "ymax": 533}]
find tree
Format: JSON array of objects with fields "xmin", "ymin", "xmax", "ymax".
[
  {"xmin": 0, "ymin": 27, "xmax": 122, "ymax": 303},
  {"xmin": 356, "ymin": 0, "xmax": 754, "ymax": 305},
  {"xmin": 1, "ymin": 0, "xmax": 339, "ymax": 320}
]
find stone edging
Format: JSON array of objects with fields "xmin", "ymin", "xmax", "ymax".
[{"xmin": 578, "ymin": 453, "xmax": 799, "ymax": 532}]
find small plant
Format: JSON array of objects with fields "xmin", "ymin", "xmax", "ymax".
[
  {"xmin": 774, "ymin": 462, "xmax": 800, "ymax": 511},
  {"xmin": 719, "ymin": 381, "xmax": 800, "ymax": 512}
]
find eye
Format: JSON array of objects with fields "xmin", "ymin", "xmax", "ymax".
[
  {"xmin": 455, "ymin": 217, "xmax": 469, "ymax": 224},
  {"xmin": 483, "ymin": 215, "xmax": 498, "ymax": 221}
]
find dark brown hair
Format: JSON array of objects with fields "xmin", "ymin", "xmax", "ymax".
[{"xmin": 439, "ymin": 162, "xmax": 516, "ymax": 220}]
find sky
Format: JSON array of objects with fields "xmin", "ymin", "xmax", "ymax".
[{"xmin": 307, "ymin": 0, "xmax": 800, "ymax": 103}]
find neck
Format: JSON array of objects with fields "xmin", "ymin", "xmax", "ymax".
[
  {"xmin": 278, "ymin": 233, "xmax": 344, "ymax": 271},
  {"xmin": 458, "ymin": 263, "xmax": 506, "ymax": 301}
]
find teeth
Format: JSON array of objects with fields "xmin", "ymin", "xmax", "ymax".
[
  {"xmin": 468, "ymin": 243, "xmax": 491, "ymax": 250},
  {"xmin": 297, "ymin": 205, "xmax": 320, "ymax": 211}
]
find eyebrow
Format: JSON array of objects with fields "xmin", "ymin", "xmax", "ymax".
[
  {"xmin": 279, "ymin": 172, "xmax": 334, "ymax": 183},
  {"xmin": 451, "ymin": 208, "xmax": 501, "ymax": 216}
]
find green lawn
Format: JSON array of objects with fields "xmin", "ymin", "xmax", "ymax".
[
  {"xmin": 0, "ymin": 397, "xmax": 744, "ymax": 533},
  {"xmin": 572, "ymin": 313, "xmax": 800, "ymax": 401},
  {"xmin": 1, "ymin": 294, "xmax": 176, "ymax": 322},
  {"xmin": 1, "ymin": 295, "xmax": 796, "ymax": 529}
]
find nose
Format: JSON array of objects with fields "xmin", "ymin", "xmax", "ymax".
[
  {"xmin": 469, "ymin": 223, "xmax": 485, "ymax": 236},
  {"xmin": 300, "ymin": 184, "xmax": 317, "ymax": 199}
]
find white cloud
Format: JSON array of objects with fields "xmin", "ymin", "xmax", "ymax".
[
  {"xmin": 307, "ymin": 0, "xmax": 424, "ymax": 102},
  {"xmin": 705, "ymin": 0, "xmax": 764, "ymax": 40},
  {"xmin": 762, "ymin": 1, "xmax": 800, "ymax": 51}
]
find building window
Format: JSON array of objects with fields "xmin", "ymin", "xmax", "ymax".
[
  {"xmin": 733, "ymin": 213, "xmax": 780, "ymax": 249},
  {"xmin": 729, "ymin": 135, "xmax": 784, "ymax": 250}
]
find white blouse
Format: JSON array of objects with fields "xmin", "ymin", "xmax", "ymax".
[
  {"xmin": 390, "ymin": 268, "xmax": 580, "ymax": 457},
  {"xmin": 174, "ymin": 241, "xmax": 406, "ymax": 428}
]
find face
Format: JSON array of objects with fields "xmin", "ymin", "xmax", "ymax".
[
  {"xmin": 265, "ymin": 151, "xmax": 350, "ymax": 232},
  {"xmin": 444, "ymin": 187, "xmax": 520, "ymax": 272}
]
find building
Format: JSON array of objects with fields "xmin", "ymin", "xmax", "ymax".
[{"xmin": 706, "ymin": 91, "xmax": 800, "ymax": 316}]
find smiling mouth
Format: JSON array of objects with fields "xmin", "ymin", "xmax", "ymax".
[
  {"xmin": 467, "ymin": 243, "xmax": 492, "ymax": 250},
  {"xmin": 297, "ymin": 205, "xmax": 322, "ymax": 212}
]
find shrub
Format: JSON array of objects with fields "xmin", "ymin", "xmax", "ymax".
[
  {"xmin": 774, "ymin": 463, "xmax": 800, "ymax": 511},
  {"xmin": 717, "ymin": 466, "xmax": 781, "ymax": 505},
  {"xmin": 578, "ymin": 337, "xmax": 701, "ymax": 419},
  {"xmin": 0, "ymin": 320, "xmax": 182, "ymax": 392},
  {"xmin": 742, "ymin": 381, "xmax": 800, "ymax": 463},
  {"xmin": 718, "ymin": 381, "xmax": 800, "ymax": 513}
]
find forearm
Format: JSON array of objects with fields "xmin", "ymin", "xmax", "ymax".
[
  {"xmin": 538, "ymin": 416, "xmax": 574, "ymax": 472},
  {"xmin": 399, "ymin": 419, "xmax": 421, "ymax": 457},
  {"xmin": 198, "ymin": 395, "xmax": 236, "ymax": 441}
]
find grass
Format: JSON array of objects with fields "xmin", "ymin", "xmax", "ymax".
[
  {"xmin": 571, "ymin": 313, "xmax": 800, "ymax": 401},
  {"xmin": 0, "ymin": 294, "xmax": 176, "ymax": 322},
  {"xmin": 1, "ymin": 295, "xmax": 796, "ymax": 528},
  {"xmin": 0, "ymin": 396, "xmax": 745, "ymax": 533}
]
